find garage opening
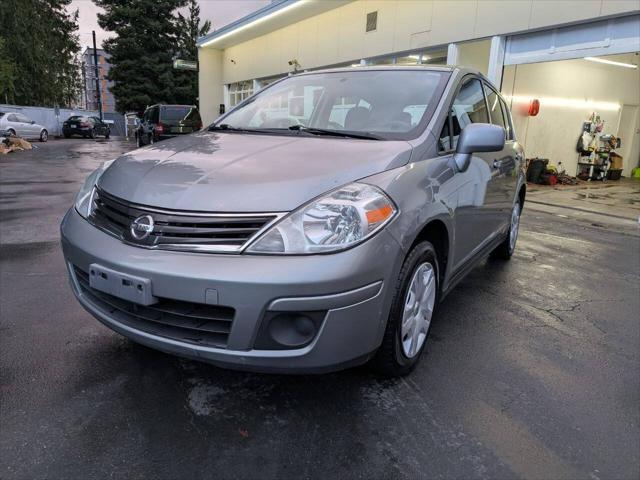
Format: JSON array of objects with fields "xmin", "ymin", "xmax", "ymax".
[{"xmin": 502, "ymin": 52, "xmax": 640, "ymax": 180}]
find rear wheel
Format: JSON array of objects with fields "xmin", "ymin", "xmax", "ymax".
[
  {"xmin": 136, "ymin": 134, "xmax": 143, "ymax": 147},
  {"xmin": 105, "ymin": 129, "xmax": 110, "ymax": 139},
  {"xmin": 39, "ymin": 129, "xmax": 48, "ymax": 142},
  {"xmin": 372, "ymin": 241, "xmax": 439, "ymax": 376},
  {"xmin": 148, "ymin": 134, "xmax": 154, "ymax": 145},
  {"xmin": 491, "ymin": 200, "xmax": 522, "ymax": 260}
]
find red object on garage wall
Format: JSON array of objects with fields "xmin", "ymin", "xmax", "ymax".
[{"xmin": 528, "ymin": 99, "xmax": 540, "ymax": 116}]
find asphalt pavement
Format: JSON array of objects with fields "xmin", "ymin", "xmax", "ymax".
[{"xmin": 1, "ymin": 138, "xmax": 639, "ymax": 479}]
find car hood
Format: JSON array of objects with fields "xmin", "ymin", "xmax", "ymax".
[{"xmin": 98, "ymin": 131, "xmax": 413, "ymax": 212}]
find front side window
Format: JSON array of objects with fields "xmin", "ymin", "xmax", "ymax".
[
  {"xmin": 450, "ymin": 77, "xmax": 488, "ymax": 149},
  {"xmin": 218, "ymin": 70, "xmax": 450, "ymax": 141}
]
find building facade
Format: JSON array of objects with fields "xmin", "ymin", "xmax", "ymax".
[{"xmin": 82, "ymin": 47, "xmax": 116, "ymax": 113}]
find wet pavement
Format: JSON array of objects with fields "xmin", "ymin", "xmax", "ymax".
[
  {"xmin": 1, "ymin": 139, "xmax": 639, "ymax": 479},
  {"xmin": 526, "ymin": 179, "xmax": 640, "ymax": 236}
]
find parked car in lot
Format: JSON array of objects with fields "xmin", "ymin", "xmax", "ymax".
[
  {"xmin": 135, "ymin": 104, "xmax": 202, "ymax": 147},
  {"xmin": 62, "ymin": 115, "xmax": 110, "ymax": 139},
  {"xmin": 62, "ymin": 66, "xmax": 525, "ymax": 376},
  {"xmin": 0, "ymin": 111, "xmax": 48, "ymax": 141}
]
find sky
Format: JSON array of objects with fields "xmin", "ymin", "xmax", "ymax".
[{"xmin": 69, "ymin": 0, "xmax": 270, "ymax": 49}]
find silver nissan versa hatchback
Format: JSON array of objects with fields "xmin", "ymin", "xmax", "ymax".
[{"xmin": 61, "ymin": 66, "xmax": 526, "ymax": 376}]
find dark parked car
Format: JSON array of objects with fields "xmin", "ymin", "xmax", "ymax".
[
  {"xmin": 63, "ymin": 116, "xmax": 111, "ymax": 139},
  {"xmin": 135, "ymin": 104, "xmax": 202, "ymax": 147}
]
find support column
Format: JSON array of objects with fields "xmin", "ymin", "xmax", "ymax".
[
  {"xmin": 447, "ymin": 43, "xmax": 459, "ymax": 66},
  {"xmin": 487, "ymin": 35, "xmax": 506, "ymax": 88},
  {"xmin": 198, "ymin": 47, "xmax": 224, "ymax": 125}
]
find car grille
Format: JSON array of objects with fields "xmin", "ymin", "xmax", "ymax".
[
  {"xmin": 72, "ymin": 265, "xmax": 235, "ymax": 348},
  {"xmin": 90, "ymin": 188, "xmax": 279, "ymax": 253}
]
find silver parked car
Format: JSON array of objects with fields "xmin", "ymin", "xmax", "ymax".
[
  {"xmin": 61, "ymin": 66, "xmax": 526, "ymax": 376},
  {"xmin": 0, "ymin": 112, "xmax": 48, "ymax": 141}
]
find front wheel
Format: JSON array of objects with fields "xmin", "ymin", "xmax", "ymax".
[
  {"xmin": 89, "ymin": 128, "xmax": 96, "ymax": 139},
  {"xmin": 371, "ymin": 241, "xmax": 439, "ymax": 376},
  {"xmin": 491, "ymin": 201, "xmax": 522, "ymax": 260},
  {"xmin": 7, "ymin": 129, "xmax": 15, "ymax": 137},
  {"xmin": 39, "ymin": 129, "xmax": 48, "ymax": 142}
]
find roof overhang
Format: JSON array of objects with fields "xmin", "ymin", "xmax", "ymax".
[{"xmin": 197, "ymin": 0, "xmax": 352, "ymax": 50}]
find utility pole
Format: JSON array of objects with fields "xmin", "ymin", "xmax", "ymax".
[{"xmin": 92, "ymin": 31, "xmax": 103, "ymax": 121}]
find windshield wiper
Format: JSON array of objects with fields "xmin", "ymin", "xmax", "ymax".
[
  {"xmin": 208, "ymin": 123, "xmax": 256, "ymax": 132},
  {"xmin": 288, "ymin": 125, "xmax": 382, "ymax": 140}
]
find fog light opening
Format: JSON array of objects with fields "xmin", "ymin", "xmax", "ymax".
[{"xmin": 268, "ymin": 313, "xmax": 317, "ymax": 348}]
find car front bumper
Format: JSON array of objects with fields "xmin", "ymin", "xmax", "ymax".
[{"xmin": 60, "ymin": 208, "xmax": 404, "ymax": 373}]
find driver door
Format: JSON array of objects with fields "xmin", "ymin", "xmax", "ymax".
[{"xmin": 445, "ymin": 76, "xmax": 505, "ymax": 272}]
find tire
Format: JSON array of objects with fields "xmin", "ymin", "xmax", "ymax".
[
  {"xmin": 7, "ymin": 129, "xmax": 15, "ymax": 137},
  {"xmin": 63, "ymin": 133, "xmax": 70, "ymax": 139},
  {"xmin": 89, "ymin": 128, "xmax": 96, "ymax": 139},
  {"xmin": 491, "ymin": 200, "xmax": 522, "ymax": 260},
  {"xmin": 148, "ymin": 134, "xmax": 154, "ymax": 145},
  {"xmin": 39, "ymin": 129, "xmax": 48, "ymax": 142},
  {"xmin": 105, "ymin": 129, "xmax": 110, "ymax": 139},
  {"xmin": 371, "ymin": 241, "xmax": 439, "ymax": 377},
  {"xmin": 136, "ymin": 134, "xmax": 143, "ymax": 148}
]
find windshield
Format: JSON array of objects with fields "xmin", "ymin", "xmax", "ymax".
[{"xmin": 216, "ymin": 69, "xmax": 450, "ymax": 140}]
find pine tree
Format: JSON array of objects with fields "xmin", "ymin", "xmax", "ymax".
[
  {"xmin": 0, "ymin": 0, "xmax": 81, "ymax": 107},
  {"xmin": 95, "ymin": 0, "xmax": 189, "ymax": 113},
  {"xmin": 0, "ymin": 39, "xmax": 16, "ymax": 104},
  {"xmin": 173, "ymin": 0, "xmax": 211, "ymax": 105}
]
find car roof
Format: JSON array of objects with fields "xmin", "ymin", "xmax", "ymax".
[
  {"xmin": 291, "ymin": 65, "xmax": 492, "ymax": 87},
  {"xmin": 148, "ymin": 104, "xmax": 197, "ymax": 108}
]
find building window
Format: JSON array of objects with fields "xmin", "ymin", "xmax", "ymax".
[
  {"xmin": 228, "ymin": 81, "xmax": 254, "ymax": 107},
  {"xmin": 366, "ymin": 11, "xmax": 377, "ymax": 32}
]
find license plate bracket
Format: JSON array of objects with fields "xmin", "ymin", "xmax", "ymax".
[{"xmin": 89, "ymin": 263, "xmax": 157, "ymax": 306}]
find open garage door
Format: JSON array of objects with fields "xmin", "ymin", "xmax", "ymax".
[{"xmin": 505, "ymin": 14, "xmax": 640, "ymax": 66}]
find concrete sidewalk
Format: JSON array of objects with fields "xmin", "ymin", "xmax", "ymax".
[{"xmin": 525, "ymin": 178, "xmax": 640, "ymax": 236}]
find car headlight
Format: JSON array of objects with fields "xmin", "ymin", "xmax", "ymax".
[
  {"xmin": 74, "ymin": 160, "xmax": 113, "ymax": 219},
  {"xmin": 246, "ymin": 183, "xmax": 397, "ymax": 254}
]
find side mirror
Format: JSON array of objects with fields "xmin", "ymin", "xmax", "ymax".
[{"xmin": 454, "ymin": 123, "xmax": 505, "ymax": 172}]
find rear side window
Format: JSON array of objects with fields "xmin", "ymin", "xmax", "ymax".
[
  {"xmin": 500, "ymin": 98, "xmax": 515, "ymax": 141},
  {"xmin": 483, "ymin": 84, "xmax": 507, "ymax": 132}
]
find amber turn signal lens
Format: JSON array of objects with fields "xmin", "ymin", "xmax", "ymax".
[{"xmin": 366, "ymin": 204, "xmax": 394, "ymax": 224}]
